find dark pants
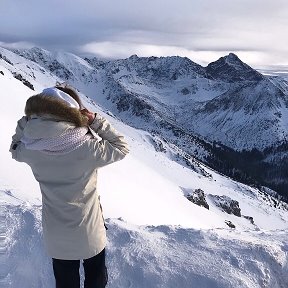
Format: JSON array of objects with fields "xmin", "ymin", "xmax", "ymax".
[{"xmin": 52, "ymin": 249, "xmax": 108, "ymax": 288}]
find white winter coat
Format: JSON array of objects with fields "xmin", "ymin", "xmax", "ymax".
[{"xmin": 10, "ymin": 113, "xmax": 129, "ymax": 260}]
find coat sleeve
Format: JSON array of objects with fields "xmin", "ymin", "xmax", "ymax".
[
  {"xmin": 9, "ymin": 116, "xmax": 28, "ymax": 162},
  {"xmin": 87, "ymin": 113, "xmax": 129, "ymax": 168}
]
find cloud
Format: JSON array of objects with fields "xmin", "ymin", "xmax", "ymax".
[
  {"xmin": 80, "ymin": 41, "xmax": 273, "ymax": 68},
  {"xmin": 0, "ymin": 41, "xmax": 35, "ymax": 49},
  {"xmin": 80, "ymin": 41, "xmax": 195, "ymax": 60},
  {"xmin": 1, "ymin": 0, "xmax": 288, "ymax": 66}
]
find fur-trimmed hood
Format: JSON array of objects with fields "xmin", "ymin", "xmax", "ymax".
[{"xmin": 25, "ymin": 94, "xmax": 88, "ymax": 127}]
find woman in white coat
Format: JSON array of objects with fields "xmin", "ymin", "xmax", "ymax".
[{"xmin": 10, "ymin": 84, "xmax": 129, "ymax": 288}]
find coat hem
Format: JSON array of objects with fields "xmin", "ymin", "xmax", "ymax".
[{"xmin": 48, "ymin": 240, "xmax": 107, "ymax": 260}]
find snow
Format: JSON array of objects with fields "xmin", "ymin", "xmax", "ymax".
[
  {"xmin": 3, "ymin": 203, "xmax": 288, "ymax": 288},
  {"xmin": 1, "ymin": 47, "xmax": 288, "ymax": 287},
  {"xmin": 0, "ymin": 67, "xmax": 41, "ymax": 203}
]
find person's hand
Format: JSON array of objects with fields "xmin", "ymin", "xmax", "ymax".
[{"xmin": 81, "ymin": 108, "xmax": 95, "ymax": 125}]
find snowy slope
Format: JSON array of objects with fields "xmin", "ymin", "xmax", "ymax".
[
  {"xmin": 178, "ymin": 78, "xmax": 288, "ymax": 149},
  {"xmin": 1, "ymin": 51, "xmax": 288, "ymax": 287}
]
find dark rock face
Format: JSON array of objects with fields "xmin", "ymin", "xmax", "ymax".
[
  {"xmin": 0, "ymin": 53, "xmax": 13, "ymax": 65},
  {"xmin": 115, "ymin": 93, "xmax": 155, "ymax": 120},
  {"xmin": 186, "ymin": 189, "xmax": 209, "ymax": 210},
  {"xmin": 48, "ymin": 60, "xmax": 73, "ymax": 80},
  {"xmin": 12, "ymin": 73, "xmax": 34, "ymax": 90},
  {"xmin": 206, "ymin": 53, "xmax": 264, "ymax": 82},
  {"xmin": 243, "ymin": 215, "xmax": 254, "ymax": 224},
  {"xmin": 181, "ymin": 87, "xmax": 190, "ymax": 95},
  {"xmin": 209, "ymin": 195, "xmax": 241, "ymax": 217},
  {"xmin": 225, "ymin": 220, "xmax": 236, "ymax": 228}
]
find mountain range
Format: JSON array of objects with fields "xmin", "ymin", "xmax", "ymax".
[{"xmin": 1, "ymin": 46, "xmax": 288, "ymax": 197}]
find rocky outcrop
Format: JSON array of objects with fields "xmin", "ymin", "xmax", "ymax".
[
  {"xmin": 209, "ymin": 195, "xmax": 241, "ymax": 217},
  {"xmin": 186, "ymin": 189, "xmax": 209, "ymax": 210},
  {"xmin": 225, "ymin": 220, "xmax": 236, "ymax": 228},
  {"xmin": 210, "ymin": 195, "xmax": 255, "ymax": 225},
  {"xmin": 12, "ymin": 73, "xmax": 34, "ymax": 90},
  {"xmin": 0, "ymin": 53, "xmax": 13, "ymax": 65},
  {"xmin": 243, "ymin": 215, "xmax": 254, "ymax": 224}
]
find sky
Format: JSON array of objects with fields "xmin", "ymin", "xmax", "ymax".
[{"xmin": 1, "ymin": 0, "xmax": 288, "ymax": 68}]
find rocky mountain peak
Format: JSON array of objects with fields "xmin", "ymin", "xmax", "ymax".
[
  {"xmin": 111, "ymin": 55, "xmax": 207, "ymax": 80},
  {"xmin": 128, "ymin": 54, "xmax": 139, "ymax": 61},
  {"xmin": 206, "ymin": 53, "xmax": 264, "ymax": 82},
  {"xmin": 225, "ymin": 52, "xmax": 241, "ymax": 63}
]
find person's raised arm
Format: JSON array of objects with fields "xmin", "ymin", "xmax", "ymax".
[{"xmin": 82, "ymin": 109, "xmax": 129, "ymax": 167}]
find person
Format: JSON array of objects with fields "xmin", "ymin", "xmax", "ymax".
[{"xmin": 9, "ymin": 84, "xmax": 129, "ymax": 288}]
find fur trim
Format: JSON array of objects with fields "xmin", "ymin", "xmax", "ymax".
[{"xmin": 25, "ymin": 94, "xmax": 88, "ymax": 127}]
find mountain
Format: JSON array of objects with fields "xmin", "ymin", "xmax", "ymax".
[
  {"xmin": 2, "ymin": 46, "xmax": 288, "ymax": 287},
  {"xmin": 206, "ymin": 53, "xmax": 264, "ymax": 82},
  {"xmin": 2, "ymin": 46, "xmax": 288, "ymax": 197},
  {"xmin": 9, "ymin": 47, "xmax": 286, "ymax": 147}
]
